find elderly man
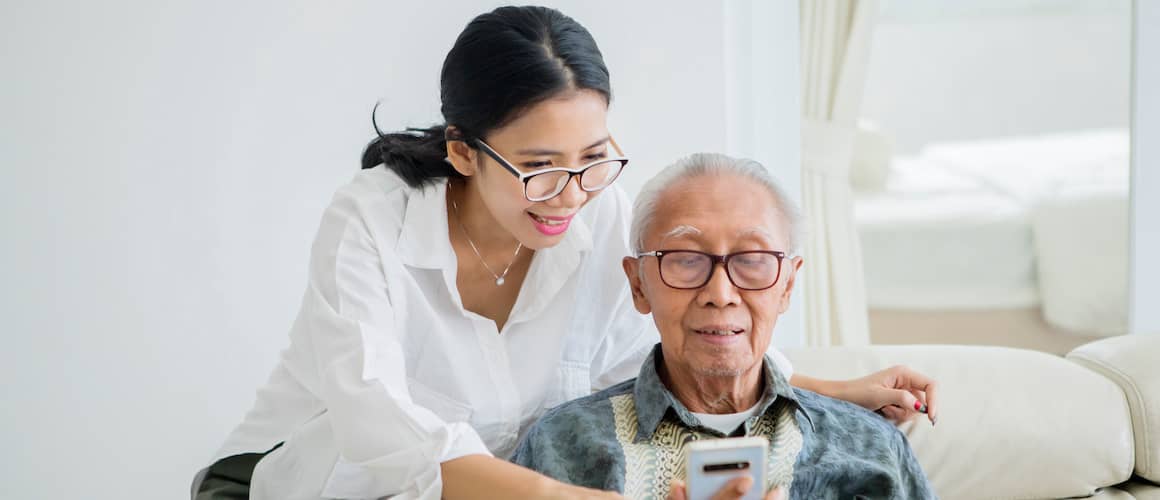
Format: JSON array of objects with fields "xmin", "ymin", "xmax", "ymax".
[{"xmin": 510, "ymin": 153, "xmax": 935, "ymax": 499}]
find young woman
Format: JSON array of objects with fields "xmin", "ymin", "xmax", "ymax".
[{"xmin": 194, "ymin": 6, "xmax": 938, "ymax": 499}]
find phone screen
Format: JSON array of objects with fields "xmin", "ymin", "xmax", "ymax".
[{"xmin": 685, "ymin": 438, "xmax": 767, "ymax": 500}]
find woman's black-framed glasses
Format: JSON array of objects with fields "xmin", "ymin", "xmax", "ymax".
[
  {"xmin": 473, "ymin": 137, "xmax": 629, "ymax": 202},
  {"xmin": 636, "ymin": 250, "xmax": 788, "ymax": 291}
]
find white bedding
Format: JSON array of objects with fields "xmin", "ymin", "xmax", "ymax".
[
  {"xmin": 855, "ymin": 158, "xmax": 1039, "ymax": 310},
  {"xmin": 1031, "ymin": 183, "xmax": 1130, "ymax": 336},
  {"xmin": 855, "ymin": 130, "xmax": 1130, "ymax": 336},
  {"xmin": 923, "ymin": 129, "xmax": 1129, "ymax": 202}
]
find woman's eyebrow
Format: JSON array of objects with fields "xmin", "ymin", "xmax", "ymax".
[{"xmin": 515, "ymin": 136, "xmax": 610, "ymax": 156}]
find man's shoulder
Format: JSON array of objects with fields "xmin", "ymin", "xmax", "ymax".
[
  {"xmin": 512, "ymin": 378, "xmax": 636, "ymax": 480},
  {"xmin": 538, "ymin": 378, "xmax": 637, "ymax": 426},
  {"xmin": 790, "ymin": 388, "xmax": 903, "ymax": 439},
  {"xmin": 788, "ymin": 389, "xmax": 935, "ymax": 498}
]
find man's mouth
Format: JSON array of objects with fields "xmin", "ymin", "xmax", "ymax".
[{"xmin": 693, "ymin": 327, "xmax": 746, "ymax": 336}]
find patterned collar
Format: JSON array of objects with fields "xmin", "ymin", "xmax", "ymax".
[{"xmin": 631, "ymin": 344, "xmax": 811, "ymax": 442}]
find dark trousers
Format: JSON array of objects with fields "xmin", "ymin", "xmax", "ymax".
[{"xmin": 192, "ymin": 444, "xmax": 280, "ymax": 500}]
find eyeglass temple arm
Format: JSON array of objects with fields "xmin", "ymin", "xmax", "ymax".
[
  {"xmin": 473, "ymin": 139, "xmax": 525, "ymax": 178},
  {"xmin": 609, "ymin": 135, "xmax": 626, "ymax": 158}
]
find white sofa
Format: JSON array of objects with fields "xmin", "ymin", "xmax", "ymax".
[{"xmin": 785, "ymin": 335, "xmax": 1160, "ymax": 500}]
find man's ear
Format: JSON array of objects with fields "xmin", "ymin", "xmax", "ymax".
[
  {"xmin": 622, "ymin": 256, "xmax": 652, "ymax": 314},
  {"xmin": 777, "ymin": 256, "xmax": 804, "ymax": 314},
  {"xmin": 445, "ymin": 127, "xmax": 478, "ymax": 177}
]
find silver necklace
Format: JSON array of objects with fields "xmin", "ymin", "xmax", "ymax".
[{"xmin": 449, "ymin": 184, "xmax": 523, "ymax": 286}]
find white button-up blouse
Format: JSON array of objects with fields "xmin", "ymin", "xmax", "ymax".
[{"xmin": 208, "ymin": 166, "xmax": 793, "ymax": 499}]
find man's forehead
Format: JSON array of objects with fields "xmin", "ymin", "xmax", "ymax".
[
  {"xmin": 648, "ymin": 173, "xmax": 788, "ymax": 243},
  {"xmin": 657, "ymin": 224, "xmax": 776, "ymax": 241}
]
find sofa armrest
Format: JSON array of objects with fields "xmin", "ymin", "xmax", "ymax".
[{"xmin": 1069, "ymin": 336, "xmax": 1160, "ymax": 483}]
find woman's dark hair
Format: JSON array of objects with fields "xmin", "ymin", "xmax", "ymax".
[{"xmin": 360, "ymin": 6, "xmax": 612, "ymax": 187}]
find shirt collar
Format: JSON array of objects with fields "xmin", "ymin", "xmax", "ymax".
[
  {"xmin": 632, "ymin": 343, "xmax": 804, "ymax": 442},
  {"xmin": 502, "ymin": 204, "xmax": 593, "ymax": 324},
  {"xmin": 395, "ymin": 182, "xmax": 454, "ymax": 269},
  {"xmin": 393, "ymin": 180, "xmax": 596, "ymax": 320},
  {"xmin": 395, "ymin": 181, "xmax": 596, "ymax": 269}
]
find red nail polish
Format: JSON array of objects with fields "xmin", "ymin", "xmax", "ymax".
[{"xmin": 914, "ymin": 400, "xmax": 928, "ymax": 413}]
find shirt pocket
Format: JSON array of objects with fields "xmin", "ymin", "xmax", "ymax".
[
  {"xmin": 543, "ymin": 360, "xmax": 591, "ymax": 410},
  {"xmin": 406, "ymin": 377, "xmax": 473, "ymax": 423}
]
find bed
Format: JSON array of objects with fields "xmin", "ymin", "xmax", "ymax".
[{"xmin": 854, "ymin": 129, "xmax": 1130, "ymax": 351}]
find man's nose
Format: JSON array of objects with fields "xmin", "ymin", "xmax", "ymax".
[{"xmin": 697, "ymin": 262, "xmax": 741, "ymax": 307}]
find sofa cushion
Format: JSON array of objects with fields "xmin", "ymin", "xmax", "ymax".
[
  {"xmin": 784, "ymin": 345, "xmax": 1134, "ymax": 500},
  {"xmin": 1070, "ymin": 336, "xmax": 1160, "ymax": 483},
  {"xmin": 1119, "ymin": 480, "xmax": 1160, "ymax": 499},
  {"xmin": 1093, "ymin": 487, "xmax": 1138, "ymax": 499}
]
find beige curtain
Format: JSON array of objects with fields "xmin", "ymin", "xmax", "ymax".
[{"xmin": 800, "ymin": 0, "xmax": 879, "ymax": 347}]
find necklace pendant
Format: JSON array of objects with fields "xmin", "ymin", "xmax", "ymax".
[{"xmin": 495, "ymin": 277, "xmax": 505, "ymax": 286}]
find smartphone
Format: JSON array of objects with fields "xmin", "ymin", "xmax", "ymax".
[{"xmin": 685, "ymin": 436, "xmax": 768, "ymax": 500}]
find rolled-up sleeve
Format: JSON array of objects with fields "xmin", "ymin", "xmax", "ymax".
[{"xmin": 294, "ymin": 191, "xmax": 490, "ymax": 496}]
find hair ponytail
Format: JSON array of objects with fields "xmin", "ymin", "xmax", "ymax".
[{"xmin": 361, "ymin": 115, "xmax": 462, "ymax": 187}]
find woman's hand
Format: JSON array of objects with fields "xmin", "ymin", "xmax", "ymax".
[
  {"xmin": 835, "ymin": 365, "xmax": 939, "ymax": 425},
  {"xmin": 666, "ymin": 478, "xmax": 785, "ymax": 500},
  {"xmin": 792, "ymin": 365, "xmax": 939, "ymax": 425}
]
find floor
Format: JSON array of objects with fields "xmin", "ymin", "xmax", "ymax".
[{"xmin": 868, "ymin": 307, "xmax": 1104, "ymax": 356}]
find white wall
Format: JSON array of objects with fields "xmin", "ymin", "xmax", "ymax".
[
  {"xmin": 861, "ymin": 6, "xmax": 1131, "ymax": 153},
  {"xmin": 1130, "ymin": 0, "xmax": 1160, "ymax": 335},
  {"xmin": 0, "ymin": 1, "xmax": 800, "ymax": 497}
]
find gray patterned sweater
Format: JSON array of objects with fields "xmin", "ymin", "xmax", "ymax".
[{"xmin": 510, "ymin": 345, "xmax": 936, "ymax": 500}]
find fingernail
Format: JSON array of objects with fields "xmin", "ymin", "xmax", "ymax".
[
  {"xmin": 932, "ymin": 416, "xmax": 938, "ymax": 426},
  {"xmin": 914, "ymin": 400, "xmax": 928, "ymax": 413}
]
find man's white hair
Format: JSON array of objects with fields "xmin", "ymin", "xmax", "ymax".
[{"xmin": 629, "ymin": 153, "xmax": 803, "ymax": 254}]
